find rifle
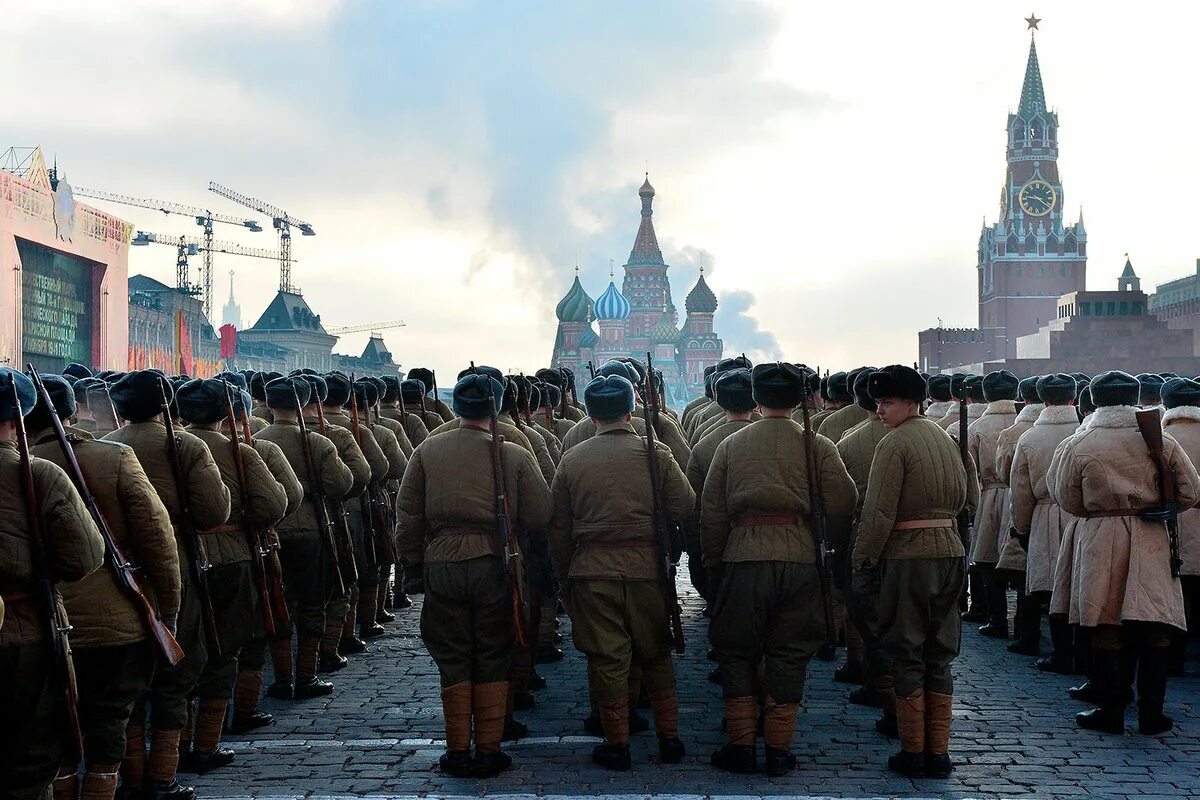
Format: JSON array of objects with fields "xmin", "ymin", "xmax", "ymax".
[
  {"xmin": 488, "ymin": 393, "xmax": 531, "ymax": 649},
  {"xmin": 799, "ymin": 371, "xmax": 837, "ymax": 644},
  {"xmin": 347, "ymin": 383, "xmax": 378, "ymax": 566},
  {"xmin": 220, "ymin": 380, "xmax": 276, "ymax": 639},
  {"xmin": 1136, "ymin": 408, "xmax": 1183, "ymax": 578},
  {"xmin": 292, "ymin": 385, "xmax": 346, "ymax": 597},
  {"xmin": 430, "ymin": 371, "xmax": 441, "ymax": 421},
  {"xmin": 9, "ymin": 372, "xmax": 84, "ymax": 759},
  {"xmin": 233, "ymin": 396, "xmax": 289, "ymax": 627},
  {"xmin": 350, "ymin": 384, "xmax": 395, "ymax": 566},
  {"xmin": 314, "ymin": 401, "xmax": 359, "ymax": 586},
  {"xmin": 956, "ymin": 392, "xmax": 972, "ymax": 551},
  {"xmin": 158, "ymin": 380, "xmax": 222, "ymax": 659},
  {"xmin": 587, "ymin": 360, "xmax": 596, "ymax": 380},
  {"xmin": 644, "ymin": 353, "xmax": 685, "ymax": 653},
  {"xmin": 26, "ymin": 369, "xmax": 183, "ymax": 666}
]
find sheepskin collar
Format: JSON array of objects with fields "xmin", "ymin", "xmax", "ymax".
[
  {"xmin": 966, "ymin": 403, "xmax": 988, "ymax": 420},
  {"xmin": 1015, "ymin": 403, "xmax": 1045, "ymax": 424},
  {"xmin": 1036, "ymin": 405, "xmax": 1080, "ymax": 426},
  {"xmin": 925, "ymin": 401, "xmax": 951, "ymax": 419},
  {"xmin": 1087, "ymin": 405, "xmax": 1140, "ymax": 429},
  {"xmin": 1164, "ymin": 406, "xmax": 1200, "ymax": 426},
  {"xmin": 984, "ymin": 400, "xmax": 1019, "ymax": 417}
]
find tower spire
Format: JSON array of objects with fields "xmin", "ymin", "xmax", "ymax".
[{"xmin": 1018, "ymin": 16, "xmax": 1047, "ymax": 120}]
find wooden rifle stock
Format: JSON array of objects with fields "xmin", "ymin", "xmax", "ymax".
[
  {"xmin": 645, "ymin": 353, "xmax": 685, "ymax": 654},
  {"xmin": 315, "ymin": 402, "xmax": 359, "ymax": 585},
  {"xmin": 956, "ymin": 394, "xmax": 972, "ymax": 550},
  {"xmin": 293, "ymin": 387, "xmax": 346, "ymax": 597},
  {"xmin": 348, "ymin": 385, "xmax": 379, "ymax": 565},
  {"xmin": 159, "ymin": 380, "xmax": 222, "ymax": 659},
  {"xmin": 26, "ymin": 369, "xmax": 184, "ymax": 666},
  {"xmin": 220, "ymin": 380, "xmax": 276, "ymax": 639},
  {"xmin": 488, "ymin": 395, "xmax": 531, "ymax": 649},
  {"xmin": 799, "ymin": 376, "xmax": 837, "ymax": 644},
  {"xmin": 1135, "ymin": 408, "xmax": 1183, "ymax": 578},
  {"xmin": 9, "ymin": 372, "xmax": 84, "ymax": 758},
  {"xmin": 235, "ymin": 398, "xmax": 289, "ymax": 627}
]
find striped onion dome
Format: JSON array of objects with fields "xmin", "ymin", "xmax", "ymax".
[
  {"xmin": 594, "ymin": 281, "xmax": 631, "ymax": 321},
  {"xmin": 555, "ymin": 275, "xmax": 593, "ymax": 323},
  {"xmin": 579, "ymin": 325, "xmax": 599, "ymax": 348}
]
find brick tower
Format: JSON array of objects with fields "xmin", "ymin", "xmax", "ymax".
[{"xmin": 622, "ymin": 175, "xmax": 676, "ymax": 356}]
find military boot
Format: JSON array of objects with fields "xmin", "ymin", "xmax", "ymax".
[
  {"xmin": 339, "ymin": 603, "xmax": 369, "ymax": 652},
  {"xmin": 118, "ymin": 723, "xmax": 147, "ymax": 799},
  {"xmin": 887, "ymin": 689, "xmax": 926, "ymax": 778},
  {"xmin": 924, "ymin": 691, "xmax": 954, "ymax": 778},
  {"xmin": 295, "ymin": 634, "xmax": 335, "ymax": 698},
  {"xmin": 146, "ymin": 729, "xmax": 195, "ymax": 800},
  {"xmin": 472, "ymin": 682, "xmax": 513, "ymax": 777},
  {"xmin": 358, "ymin": 593, "xmax": 385, "ymax": 639},
  {"xmin": 230, "ymin": 668, "xmax": 273, "ymax": 734},
  {"xmin": 592, "ymin": 699, "xmax": 632, "ymax": 771},
  {"xmin": 961, "ymin": 570, "xmax": 988, "ymax": 622},
  {"xmin": 1037, "ymin": 614, "xmax": 1075, "ymax": 674},
  {"xmin": 1138, "ymin": 646, "xmax": 1173, "ymax": 735},
  {"xmin": 185, "ymin": 698, "xmax": 235, "ymax": 774},
  {"xmin": 375, "ymin": 581, "xmax": 395, "ymax": 623},
  {"xmin": 1008, "ymin": 591, "xmax": 1041, "ymax": 656},
  {"xmin": 438, "ymin": 682, "xmax": 473, "ymax": 777},
  {"xmin": 321, "ymin": 617, "xmax": 351, "ymax": 670},
  {"xmin": 710, "ymin": 696, "xmax": 758, "ymax": 774},
  {"xmin": 52, "ymin": 768, "xmax": 78, "ymax": 800},
  {"xmin": 762, "ymin": 696, "xmax": 799, "ymax": 777},
  {"xmin": 978, "ymin": 569, "xmax": 1009, "ymax": 639},
  {"xmin": 1076, "ymin": 650, "xmax": 1126, "ymax": 734},
  {"xmin": 80, "ymin": 763, "xmax": 121, "ymax": 800},
  {"xmin": 649, "ymin": 688, "xmax": 684, "ymax": 764}
]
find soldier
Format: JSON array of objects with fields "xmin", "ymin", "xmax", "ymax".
[
  {"xmin": 175, "ymin": 379, "xmax": 290, "ymax": 773},
  {"xmin": 923, "ymin": 375, "xmax": 954, "ymax": 421},
  {"xmin": 687, "ymin": 356, "xmax": 752, "ymax": 440},
  {"xmin": 396, "ymin": 373, "xmax": 552, "ymax": 777},
  {"xmin": 407, "ymin": 367, "xmax": 455, "ymax": 423},
  {"xmin": 935, "ymin": 373, "xmax": 967, "ymax": 431},
  {"xmin": 402, "ymin": 378, "xmax": 444, "ymax": 435},
  {"xmin": 1053, "ymin": 370, "xmax": 1199, "ymax": 735},
  {"xmin": 256, "ymin": 376, "xmax": 354, "ymax": 701},
  {"xmin": 965, "ymin": 370, "xmax": 1020, "ymax": 639},
  {"xmin": 684, "ymin": 368, "xmax": 756, "ymax": 607},
  {"xmin": 815, "ymin": 367, "xmax": 871, "ymax": 444},
  {"xmin": 104, "ymin": 370, "xmax": 231, "ymax": 800},
  {"xmin": 379, "ymin": 375, "xmax": 429, "ymax": 450},
  {"xmin": 835, "ymin": 370, "xmax": 893, "ymax": 732},
  {"xmin": 523, "ymin": 381, "xmax": 562, "ymax": 465},
  {"xmin": 0, "ymin": 368, "xmax": 105, "ymax": 800},
  {"xmin": 534, "ymin": 381, "xmax": 574, "ymax": 442},
  {"xmin": 850, "ymin": 365, "xmax": 978, "ymax": 778},
  {"xmin": 800, "ymin": 370, "xmax": 849, "ymax": 431},
  {"xmin": 26, "ymin": 375, "xmax": 180, "ymax": 800},
  {"xmin": 1137, "ymin": 372, "xmax": 1165, "ymax": 409},
  {"xmin": 69, "ymin": 377, "xmax": 101, "ymax": 434},
  {"xmin": 549, "ymin": 373, "xmax": 693, "ymax": 770},
  {"xmin": 1008, "ymin": 374, "xmax": 1079, "ymax": 668},
  {"xmin": 1161, "ymin": 378, "xmax": 1200, "ymax": 674},
  {"xmin": 703, "ymin": 363, "xmax": 857, "ymax": 776},
  {"xmin": 679, "ymin": 364, "xmax": 718, "ymax": 433},
  {"xmin": 248, "ymin": 372, "xmax": 279, "ymax": 424}
]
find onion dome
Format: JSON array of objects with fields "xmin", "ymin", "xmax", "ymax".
[
  {"xmin": 685, "ymin": 272, "xmax": 717, "ymax": 314},
  {"xmin": 639, "ymin": 175, "xmax": 655, "ymax": 199},
  {"xmin": 555, "ymin": 273, "xmax": 593, "ymax": 323},
  {"xmin": 579, "ymin": 325, "xmax": 599, "ymax": 349},
  {"xmin": 594, "ymin": 281, "xmax": 631, "ymax": 321},
  {"xmin": 650, "ymin": 315, "xmax": 679, "ymax": 345}
]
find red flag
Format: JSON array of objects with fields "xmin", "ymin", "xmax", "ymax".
[
  {"xmin": 219, "ymin": 324, "xmax": 237, "ymax": 359},
  {"xmin": 176, "ymin": 310, "xmax": 195, "ymax": 376}
]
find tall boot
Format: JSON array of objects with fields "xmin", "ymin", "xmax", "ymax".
[
  {"xmin": 341, "ymin": 601, "xmax": 369, "ymax": 651},
  {"xmin": 887, "ymin": 689, "xmax": 926, "ymax": 777},
  {"xmin": 835, "ymin": 620, "xmax": 867, "ymax": 684},
  {"xmin": 592, "ymin": 698, "xmax": 632, "ymax": 770},
  {"xmin": 649, "ymin": 688, "xmax": 684, "ymax": 764},
  {"xmin": 119, "ymin": 723, "xmax": 146, "ymax": 796},
  {"xmin": 230, "ymin": 668, "xmax": 273, "ymax": 733},
  {"xmin": 320, "ymin": 616, "xmax": 349, "ymax": 671},
  {"xmin": 358, "ymin": 591, "xmax": 385, "ymax": 639},
  {"xmin": 146, "ymin": 729, "xmax": 194, "ymax": 800},
  {"xmin": 1008, "ymin": 591, "xmax": 1041, "ymax": 656},
  {"xmin": 80, "ymin": 763, "xmax": 120, "ymax": 800},
  {"xmin": 874, "ymin": 672, "xmax": 898, "ymax": 738},
  {"xmin": 178, "ymin": 699, "xmax": 195, "ymax": 762},
  {"xmin": 962, "ymin": 570, "xmax": 988, "ymax": 622},
  {"xmin": 438, "ymin": 682, "xmax": 473, "ymax": 777},
  {"xmin": 1138, "ymin": 646, "xmax": 1173, "ymax": 735},
  {"xmin": 924, "ymin": 691, "xmax": 954, "ymax": 778},
  {"xmin": 471, "ymin": 682, "xmax": 512, "ymax": 777},
  {"xmin": 1039, "ymin": 614, "xmax": 1075, "ymax": 674},
  {"xmin": 295, "ymin": 634, "xmax": 335, "ymax": 698},
  {"xmin": 1076, "ymin": 650, "xmax": 1125, "ymax": 734},
  {"xmin": 711, "ymin": 696, "xmax": 758, "ymax": 773},
  {"xmin": 1168, "ymin": 634, "xmax": 1187, "ymax": 678},
  {"xmin": 52, "ymin": 767, "xmax": 78, "ymax": 800},
  {"xmin": 978, "ymin": 568, "xmax": 1009, "ymax": 638},
  {"xmin": 185, "ymin": 698, "xmax": 235, "ymax": 774},
  {"xmin": 627, "ymin": 666, "xmax": 650, "ymax": 727},
  {"xmin": 762, "ymin": 695, "xmax": 799, "ymax": 776},
  {"xmin": 376, "ymin": 575, "xmax": 396, "ymax": 622},
  {"xmin": 267, "ymin": 638, "xmax": 294, "ymax": 699}
]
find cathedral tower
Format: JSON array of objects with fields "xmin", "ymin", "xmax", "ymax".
[{"xmin": 622, "ymin": 176, "xmax": 676, "ymax": 355}]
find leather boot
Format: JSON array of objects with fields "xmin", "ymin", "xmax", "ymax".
[
  {"xmin": 80, "ymin": 763, "xmax": 120, "ymax": 800},
  {"xmin": 185, "ymin": 698, "xmax": 235, "ymax": 774},
  {"xmin": 358, "ymin": 593, "xmax": 385, "ymax": 639},
  {"xmin": 874, "ymin": 684, "xmax": 898, "ymax": 738},
  {"xmin": 340, "ymin": 602, "xmax": 369, "ymax": 651},
  {"xmin": 266, "ymin": 638, "xmax": 294, "ymax": 699},
  {"xmin": 924, "ymin": 691, "xmax": 954, "ymax": 778},
  {"xmin": 887, "ymin": 689, "xmax": 925, "ymax": 777},
  {"xmin": 1168, "ymin": 634, "xmax": 1187, "ymax": 678},
  {"xmin": 295, "ymin": 634, "xmax": 335, "ymax": 698},
  {"xmin": 592, "ymin": 698, "xmax": 632, "ymax": 770},
  {"xmin": 147, "ymin": 729, "xmax": 194, "ymax": 800},
  {"xmin": 649, "ymin": 688, "xmax": 684, "ymax": 764},
  {"xmin": 1076, "ymin": 650, "xmax": 1125, "ymax": 734},
  {"xmin": 762, "ymin": 695, "xmax": 799, "ymax": 777},
  {"xmin": 120, "ymin": 723, "xmax": 146, "ymax": 795},
  {"xmin": 1138, "ymin": 646, "xmax": 1174, "ymax": 735},
  {"xmin": 438, "ymin": 682, "xmax": 473, "ymax": 777},
  {"xmin": 471, "ymin": 682, "xmax": 512, "ymax": 777},
  {"xmin": 179, "ymin": 700, "xmax": 194, "ymax": 762},
  {"xmin": 52, "ymin": 767, "xmax": 78, "ymax": 800},
  {"xmin": 711, "ymin": 696, "xmax": 758, "ymax": 774},
  {"xmin": 375, "ymin": 582, "xmax": 395, "ymax": 623},
  {"xmin": 230, "ymin": 668, "xmax": 273, "ymax": 733},
  {"xmin": 962, "ymin": 570, "xmax": 988, "ymax": 622},
  {"xmin": 1008, "ymin": 591, "xmax": 1041, "ymax": 656},
  {"xmin": 321, "ymin": 618, "xmax": 348, "ymax": 666},
  {"xmin": 1038, "ymin": 615, "xmax": 1075, "ymax": 673},
  {"xmin": 978, "ymin": 568, "xmax": 1009, "ymax": 638}
]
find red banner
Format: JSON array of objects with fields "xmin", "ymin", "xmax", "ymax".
[
  {"xmin": 219, "ymin": 324, "xmax": 237, "ymax": 359},
  {"xmin": 175, "ymin": 310, "xmax": 195, "ymax": 377}
]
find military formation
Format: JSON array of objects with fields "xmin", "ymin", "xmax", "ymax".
[{"xmin": 1, "ymin": 354, "xmax": 1197, "ymax": 798}]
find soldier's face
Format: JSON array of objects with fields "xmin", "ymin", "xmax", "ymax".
[{"xmin": 877, "ymin": 398, "xmax": 919, "ymax": 428}]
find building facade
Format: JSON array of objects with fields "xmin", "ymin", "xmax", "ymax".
[{"xmin": 549, "ymin": 177, "xmax": 723, "ymax": 405}]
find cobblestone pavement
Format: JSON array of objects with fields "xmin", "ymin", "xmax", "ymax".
[{"xmin": 196, "ymin": 566, "xmax": 1200, "ymax": 800}]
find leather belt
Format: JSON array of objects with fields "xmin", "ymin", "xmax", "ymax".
[
  {"xmin": 735, "ymin": 514, "xmax": 800, "ymax": 527},
  {"xmin": 892, "ymin": 519, "xmax": 956, "ymax": 531},
  {"xmin": 1084, "ymin": 508, "xmax": 1142, "ymax": 519}
]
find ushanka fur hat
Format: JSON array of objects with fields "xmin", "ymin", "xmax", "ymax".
[
  {"xmin": 1136, "ymin": 373, "xmax": 1166, "ymax": 404},
  {"xmin": 926, "ymin": 374, "xmax": 953, "ymax": 403},
  {"xmin": 1162, "ymin": 377, "xmax": 1200, "ymax": 410},
  {"xmin": 1036, "ymin": 374, "xmax": 1077, "ymax": 405},
  {"xmin": 982, "ymin": 370, "xmax": 1019, "ymax": 402},
  {"xmin": 452, "ymin": 373, "xmax": 504, "ymax": 419},
  {"xmin": 751, "ymin": 362, "xmax": 807, "ymax": 410},
  {"xmin": 1090, "ymin": 370, "xmax": 1140, "ymax": 408},
  {"xmin": 1018, "ymin": 376, "xmax": 1042, "ymax": 404},
  {"xmin": 266, "ymin": 375, "xmax": 311, "ymax": 411},
  {"xmin": 584, "ymin": 375, "xmax": 636, "ymax": 420},
  {"xmin": 111, "ymin": 370, "xmax": 172, "ymax": 423},
  {"xmin": 714, "ymin": 368, "xmax": 756, "ymax": 413},
  {"xmin": 867, "ymin": 365, "xmax": 926, "ymax": 405}
]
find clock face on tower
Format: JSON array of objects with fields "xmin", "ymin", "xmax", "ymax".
[{"xmin": 1018, "ymin": 179, "xmax": 1057, "ymax": 217}]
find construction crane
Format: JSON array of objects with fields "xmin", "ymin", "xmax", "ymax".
[
  {"xmin": 74, "ymin": 186, "xmax": 262, "ymax": 319},
  {"xmin": 208, "ymin": 181, "xmax": 314, "ymax": 295},
  {"xmin": 325, "ymin": 320, "xmax": 407, "ymax": 336},
  {"xmin": 132, "ymin": 231, "xmax": 283, "ymax": 296}
]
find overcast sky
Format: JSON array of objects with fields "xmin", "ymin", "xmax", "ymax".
[{"xmin": 10, "ymin": 1, "xmax": 1199, "ymax": 375}]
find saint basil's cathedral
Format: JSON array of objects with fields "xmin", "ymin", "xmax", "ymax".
[{"xmin": 550, "ymin": 176, "xmax": 723, "ymax": 406}]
